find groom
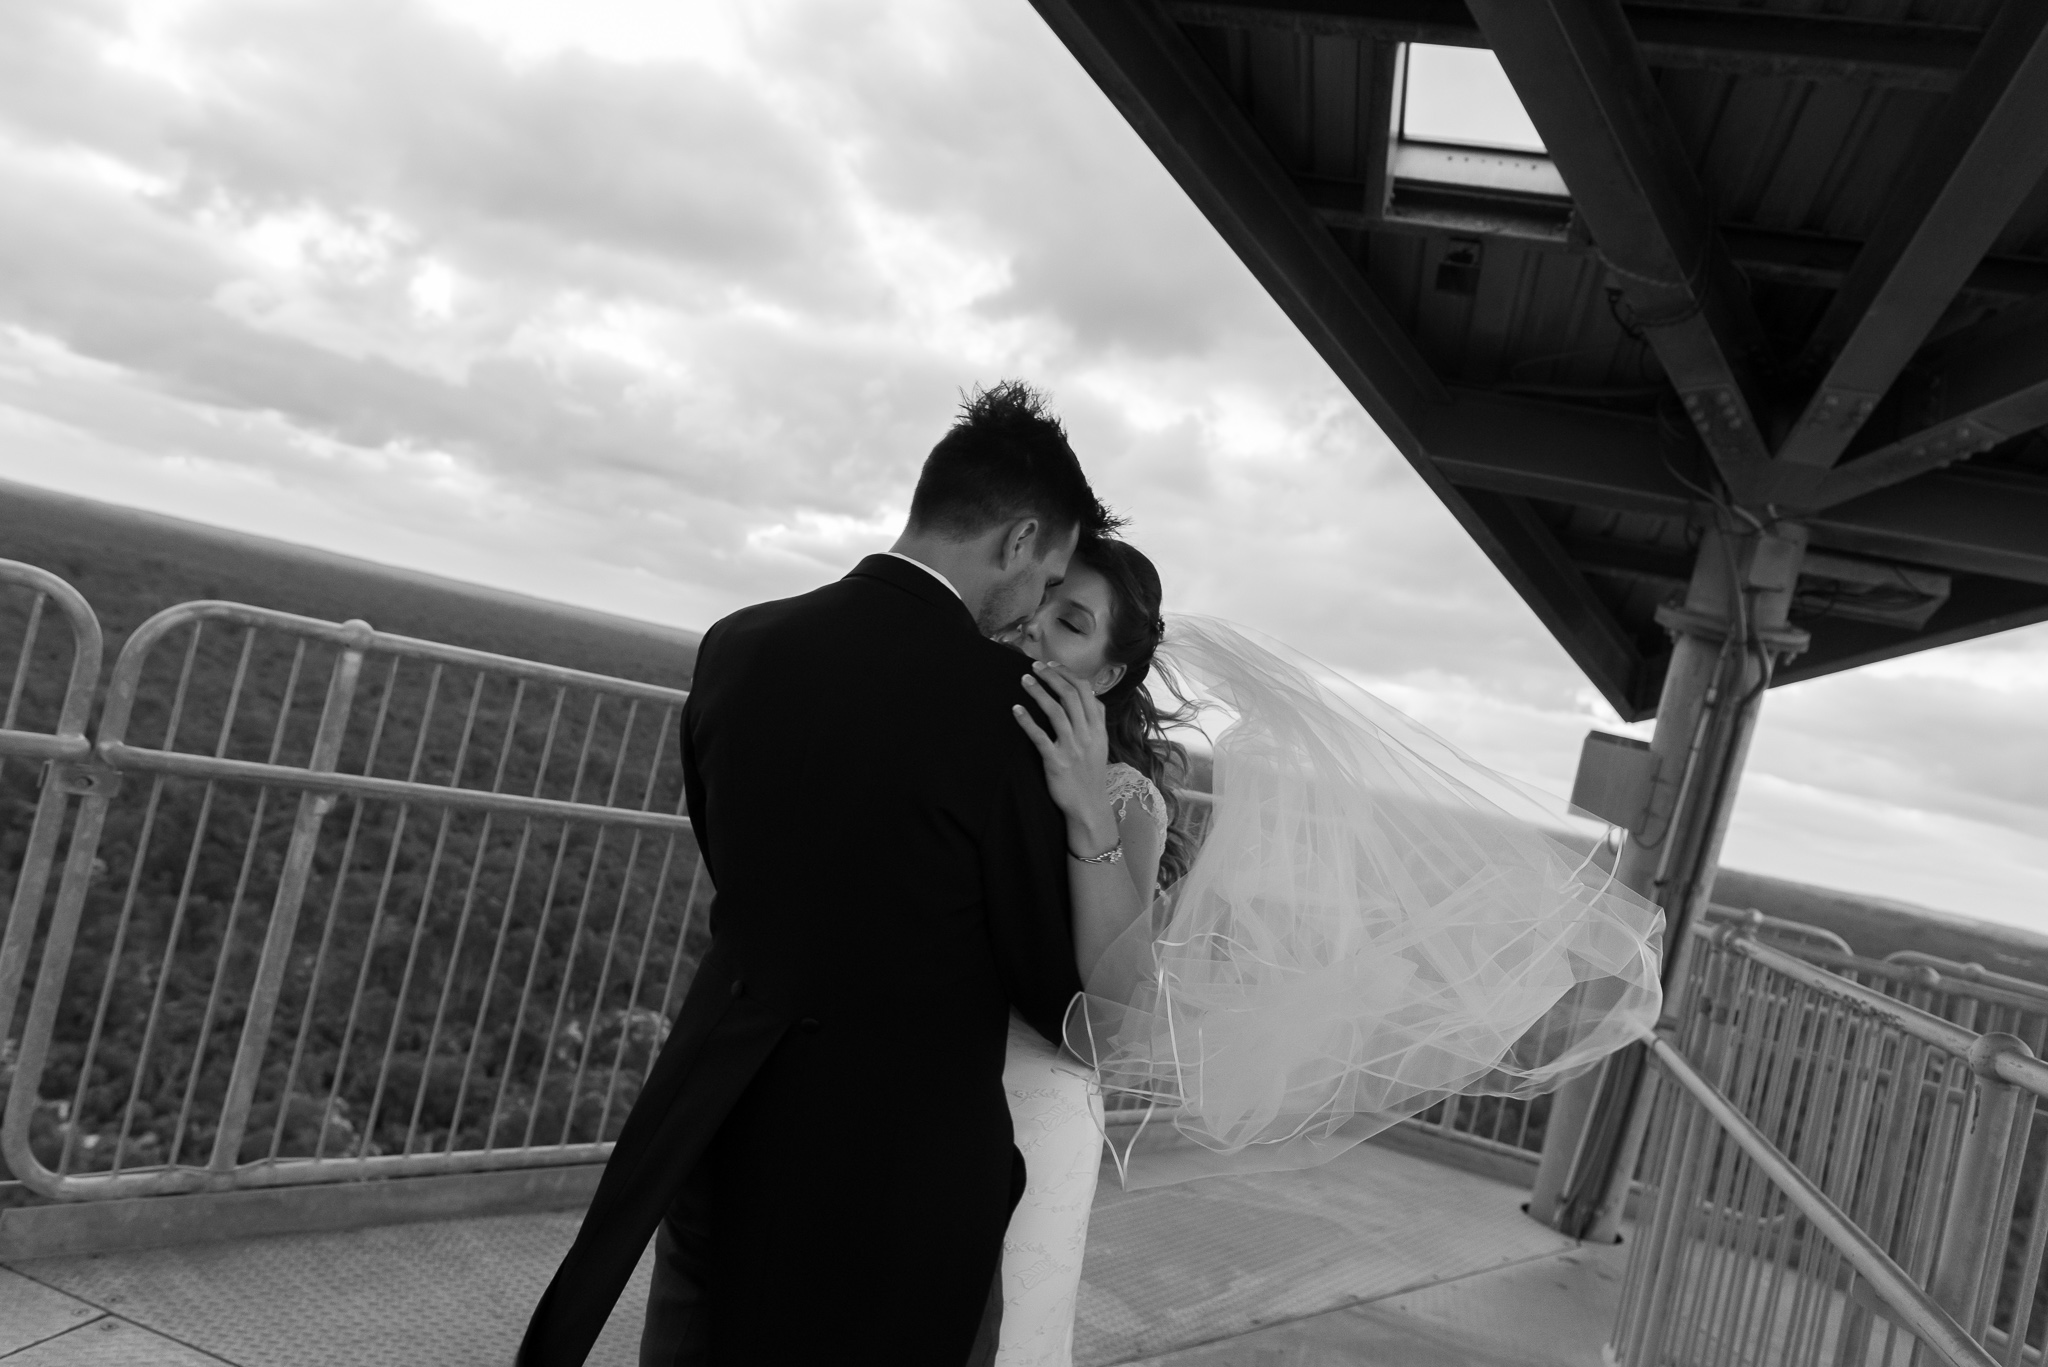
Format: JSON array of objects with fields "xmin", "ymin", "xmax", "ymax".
[{"xmin": 519, "ymin": 382, "xmax": 1113, "ymax": 1365}]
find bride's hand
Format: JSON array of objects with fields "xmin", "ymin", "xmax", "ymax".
[{"xmin": 1013, "ymin": 662, "xmax": 1119, "ymax": 855}]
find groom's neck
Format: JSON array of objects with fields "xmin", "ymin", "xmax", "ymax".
[{"xmin": 889, "ymin": 531, "xmax": 990, "ymax": 612}]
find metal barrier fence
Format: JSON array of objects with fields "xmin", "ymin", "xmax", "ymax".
[
  {"xmin": 1610, "ymin": 921, "xmax": 2048, "ymax": 1367},
  {"xmin": 0, "ymin": 565, "xmax": 708, "ymax": 1199},
  {"xmin": 1394, "ymin": 904, "xmax": 1857, "ymax": 1166},
  {"xmin": 0, "ymin": 556, "xmax": 1670, "ymax": 1201}
]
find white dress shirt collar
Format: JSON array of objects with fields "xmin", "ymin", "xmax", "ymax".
[{"xmin": 883, "ymin": 551, "xmax": 964, "ymax": 602}]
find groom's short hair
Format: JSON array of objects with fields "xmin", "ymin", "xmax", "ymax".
[{"xmin": 908, "ymin": 381, "xmax": 1119, "ymax": 546}]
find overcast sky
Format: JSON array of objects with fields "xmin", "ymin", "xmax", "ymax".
[{"xmin": 5, "ymin": 0, "xmax": 2048, "ymax": 934}]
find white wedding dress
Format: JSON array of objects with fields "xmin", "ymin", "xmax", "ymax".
[
  {"xmin": 995, "ymin": 763, "xmax": 1164, "ymax": 1367},
  {"xmin": 991, "ymin": 617, "xmax": 1664, "ymax": 1358}
]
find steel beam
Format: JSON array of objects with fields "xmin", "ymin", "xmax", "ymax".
[
  {"xmin": 1778, "ymin": 2, "xmax": 2048, "ymax": 469},
  {"xmin": 1466, "ymin": 0, "xmax": 1777, "ymax": 494},
  {"xmin": 1775, "ymin": 577, "xmax": 2048, "ymax": 687},
  {"xmin": 1430, "ymin": 392, "xmax": 2048, "ymax": 587},
  {"xmin": 1164, "ymin": 1, "xmax": 1978, "ymax": 91},
  {"xmin": 1814, "ymin": 291, "xmax": 2048, "ymax": 507},
  {"xmin": 1313, "ymin": 193, "xmax": 2048, "ymax": 303}
]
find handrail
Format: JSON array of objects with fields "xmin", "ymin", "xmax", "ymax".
[
  {"xmin": 1888, "ymin": 950, "xmax": 2048, "ymax": 1008},
  {"xmin": 1719, "ymin": 928, "xmax": 2048, "ymax": 1100},
  {"xmin": 1718, "ymin": 928, "xmax": 1984, "ymax": 1058},
  {"xmin": 97, "ymin": 599, "xmax": 688, "ymax": 743},
  {"xmin": 94, "ymin": 742, "xmax": 692, "ymax": 832},
  {"xmin": 1701, "ymin": 903, "xmax": 1855, "ymax": 954},
  {"xmin": 1647, "ymin": 1034, "xmax": 1999, "ymax": 1367}
]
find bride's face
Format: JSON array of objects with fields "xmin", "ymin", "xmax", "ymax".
[{"xmin": 1006, "ymin": 561, "xmax": 1127, "ymax": 696}]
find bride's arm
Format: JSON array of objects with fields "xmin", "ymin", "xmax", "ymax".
[{"xmin": 1015, "ymin": 664, "xmax": 1162, "ymax": 978}]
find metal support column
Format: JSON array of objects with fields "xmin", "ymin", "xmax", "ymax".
[{"xmin": 1527, "ymin": 518, "xmax": 1809, "ymax": 1237}]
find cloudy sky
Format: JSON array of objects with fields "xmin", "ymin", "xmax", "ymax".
[{"xmin": 5, "ymin": 0, "xmax": 2048, "ymax": 933}]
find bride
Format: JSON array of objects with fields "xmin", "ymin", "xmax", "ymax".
[{"xmin": 989, "ymin": 537, "xmax": 1664, "ymax": 1366}]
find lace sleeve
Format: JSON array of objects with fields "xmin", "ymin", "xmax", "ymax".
[
  {"xmin": 1106, "ymin": 764, "xmax": 1166, "ymax": 828},
  {"xmin": 1105, "ymin": 763, "xmax": 1168, "ymax": 895}
]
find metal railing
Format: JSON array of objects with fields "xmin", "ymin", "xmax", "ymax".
[
  {"xmin": 0, "ymin": 566, "xmax": 708, "ymax": 1199},
  {"xmin": 7, "ymin": 558, "xmax": 1882, "ymax": 1208},
  {"xmin": 0, "ymin": 564, "xmax": 104, "ymax": 1087},
  {"xmin": 1394, "ymin": 904, "xmax": 1856, "ymax": 1168},
  {"xmin": 1611, "ymin": 921, "xmax": 2048, "ymax": 1367}
]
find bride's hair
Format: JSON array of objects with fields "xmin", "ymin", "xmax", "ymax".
[{"xmin": 1078, "ymin": 537, "xmax": 1196, "ymax": 886}]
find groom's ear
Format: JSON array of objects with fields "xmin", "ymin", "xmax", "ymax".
[{"xmin": 996, "ymin": 517, "xmax": 1043, "ymax": 570}]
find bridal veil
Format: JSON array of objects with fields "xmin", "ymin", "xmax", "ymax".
[{"xmin": 1066, "ymin": 615, "xmax": 1665, "ymax": 1188}]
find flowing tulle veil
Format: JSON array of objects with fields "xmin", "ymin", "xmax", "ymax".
[{"xmin": 1066, "ymin": 615, "xmax": 1665, "ymax": 1189}]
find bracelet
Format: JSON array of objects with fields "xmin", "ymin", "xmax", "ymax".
[{"xmin": 1070, "ymin": 840, "xmax": 1124, "ymax": 866}]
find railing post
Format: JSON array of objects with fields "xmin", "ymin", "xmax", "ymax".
[
  {"xmin": 1916, "ymin": 1031, "xmax": 2030, "ymax": 1362},
  {"xmin": 206, "ymin": 621, "xmax": 371, "ymax": 1174}
]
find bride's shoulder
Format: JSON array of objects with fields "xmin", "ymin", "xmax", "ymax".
[{"xmin": 1105, "ymin": 762, "xmax": 1167, "ymax": 826}]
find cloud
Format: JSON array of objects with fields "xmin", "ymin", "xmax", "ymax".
[{"xmin": 0, "ymin": 0, "xmax": 2044, "ymax": 930}]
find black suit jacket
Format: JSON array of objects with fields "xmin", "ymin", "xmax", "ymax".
[{"xmin": 519, "ymin": 554, "xmax": 1082, "ymax": 1365}]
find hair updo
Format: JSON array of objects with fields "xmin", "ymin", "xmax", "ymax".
[{"xmin": 1074, "ymin": 537, "xmax": 1195, "ymax": 886}]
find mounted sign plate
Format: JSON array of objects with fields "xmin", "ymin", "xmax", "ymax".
[{"xmin": 1570, "ymin": 731, "xmax": 1658, "ymax": 834}]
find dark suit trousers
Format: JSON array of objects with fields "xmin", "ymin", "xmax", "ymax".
[{"xmin": 637, "ymin": 1151, "xmax": 1022, "ymax": 1366}]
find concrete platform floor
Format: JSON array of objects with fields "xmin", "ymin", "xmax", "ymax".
[{"xmin": 0, "ymin": 1141, "xmax": 1625, "ymax": 1366}]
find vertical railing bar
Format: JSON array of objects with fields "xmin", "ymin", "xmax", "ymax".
[
  {"xmin": 1677, "ymin": 1097, "xmax": 1740, "ymax": 1359},
  {"xmin": 57, "ymin": 621, "xmax": 207, "ymax": 1177},
  {"xmin": 1625, "ymin": 1082, "xmax": 1690, "ymax": 1365},
  {"xmin": 544, "ymin": 697, "xmax": 639, "ymax": 1147},
  {"xmin": 363, "ymin": 671, "xmax": 485, "ymax": 1156},
  {"xmin": 165, "ymin": 635, "xmax": 303, "ymax": 1169},
  {"xmin": 2002, "ymin": 1141, "xmax": 2048, "ymax": 1361},
  {"xmin": 210, "ymin": 631, "xmax": 359, "ymax": 1174},
  {"xmin": 598, "ymin": 825, "xmax": 682, "ymax": 1136},
  {"xmin": 562, "ymin": 700, "xmax": 649, "ymax": 1142},
  {"xmin": 1717, "ymin": 967, "xmax": 1808, "ymax": 1366},
  {"xmin": 269, "ymin": 653, "xmax": 402, "ymax": 1162},
  {"xmin": 1606, "ymin": 1065, "xmax": 1662, "ymax": 1364},
  {"xmin": 1875, "ymin": 1036, "xmax": 1936, "ymax": 1261},
  {"xmin": 1708, "ymin": 954, "xmax": 1793, "ymax": 1367},
  {"xmin": 1622, "ymin": 1065, "xmax": 1693, "ymax": 1365},
  {"xmin": 411, "ymin": 678, "xmax": 531, "ymax": 1155},
  {"xmin": 1731, "ymin": 974, "xmax": 1816, "ymax": 1366},
  {"xmin": 0, "ymin": 591, "xmax": 48, "ymax": 784},
  {"xmin": 1757, "ymin": 989, "xmax": 1843, "ymax": 1363},
  {"xmin": 1623, "ymin": 939, "xmax": 1725, "ymax": 1367},
  {"xmin": 478, "ymin": 687, "xmax": 570, "ymax": 1149},
  {"xmin": 511, "ymin": 694, "xmax": 606, "ymax": 1149},
  {"xmin": 109, "ymin": 628, "xmax": 261, "ymax": 1174},
  {"xmin": 1830, "ymin": 1016, "xmax": 1892, "ymax": 1367},
  {"xmin": 594, "ymin": 706, "xmax": 682, "ymax": 1135},
  {"xmin": 1671, "ymin": 947, "xmax": 1749, "ymax": 1362},
  {"xmin": 1779, "ymin": 996, "xmax": 1860, "ymax": 1364},
  {"xmin": 327, "ymin": 662, "xmax": 444, "ymax": 1161},
  {"xmin": 1980, "ymin": 1094, "xmax": 2035, "ymax": 1340},
  {"xmin": 1909, "ymin": 1055, "xmax": 1972, "ymax": 1285}
]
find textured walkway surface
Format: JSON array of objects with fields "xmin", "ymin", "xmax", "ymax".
[{"xmin": 0, "ymin": 1142, "xmax": 1621, "ymax": 1366}]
